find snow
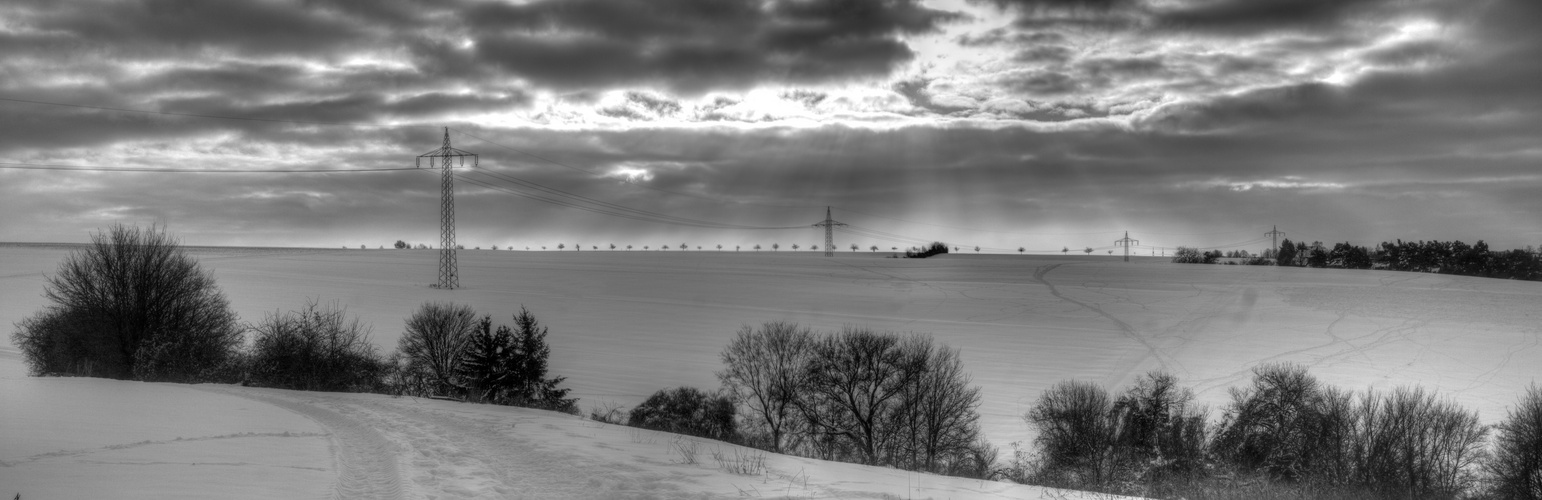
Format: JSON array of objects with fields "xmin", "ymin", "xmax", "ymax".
[
  {"xmin": 0, "ymin": 350, "xmax": 1110, "ymax": 500},
  {"xmin": 3, "ymin": 244, "xmax": 1540, "ymax": 498},
  {"xmin": 0, "ymin": 348, "xmax": 334, "ymax": 499}
]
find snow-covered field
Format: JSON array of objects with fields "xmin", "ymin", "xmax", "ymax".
[{"xmin": 3, "ymin": 244, "xmax": 1539, "ymax": 498}]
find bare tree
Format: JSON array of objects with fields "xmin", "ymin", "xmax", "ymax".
[
  {"xmin": 396, "ymin": 302, "xmax": 479, "ymax": 397},
  {"xmin": 1084, "ymin": 247, "xmax": 1092, "ymax": 255},
  {"xmin": 903, "ymin": 342, "xmax": 983, "ymax": 474},
  {"xmin": 792, "ymin": 244, "xmax": 800, "ymax": 251},
  {"xmin": 800, "ymin": 327, "xmax": 928, "ymax": 465},
  {"xmin": 871, "ymin": 245, "xmax": 879, "ymax": 252},
  {"xmin": 719, "ymin": 321, "xmax": 815, "ymax": 454}
]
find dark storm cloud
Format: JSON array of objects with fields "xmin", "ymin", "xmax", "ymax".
[
  {"xmin": 460, "ymin": 0, "xmax": 962, "ymax": 94},
  {"xmin": 4, "ymin": 0, "xmax": 1541, "ymax": 251},
  {"xmin": 955, "ymin": 29, "xmax": 1066, "ymax": 47},
  {"xmin": 14, "ymin": 0, "xmax": 371, "ymax": 57},
  {"xmin": 970, "ymin": 0, "xmax": 1144, "ymax": 30},
  {"xmin": 973, "ymin": 0, "xmax": 1446, "ymax": 34}
]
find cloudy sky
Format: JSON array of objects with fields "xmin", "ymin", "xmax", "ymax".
[{"xmin": 1, "ymin": 0, "xmax": 1538, "ymax": 253}]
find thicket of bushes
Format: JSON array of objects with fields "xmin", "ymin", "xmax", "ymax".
[
  {"xmin": 392, "ymin": 303, "xmax": 577, "ymax": 413},
  {"xmin": 627, "ymin": 386, "xmax": 738, "ymax": 441},
  {"xmin": 905, "ymin": 242, "xmax": 950, "ymax": 259},
  {"xmin": 246, "ymin": 300, "xmax": 387, "ymax": 392},
  {"xmin": 714, "ymin": 321, "xmax": 994, "ymax": 478},
  {"xmin": 11, "ymin": 224, "xmax": 576, "ymax": 415},
  {"xmin": 1172, "ymin": 247, "xmax": 1222, "ymax": 264},
  {"xmin": 1014, "ymin": 364, "xmax": 1542, "ymax": 499},
  {"xmin": 11, "ymin": 224, "xmax": 244, "ymax": 382}
]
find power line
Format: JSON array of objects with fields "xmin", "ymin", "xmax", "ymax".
[
  {"xmin": 835, "ymin": 206, "xmax": 1263, "ymax": 238},
  {"xmin": 456, "ymin": 171, "xmax": 804, "ymax": 230},
  {"xmin": 453, "ymin": 128, "xmax": 818, "ymax": 211},
  {"xmin": 0, "ymin": 96, "xmax": 353, "ymax": 127},
  {"xmin": 0, "ymin": 161, "xmax": 418, "ymax": 173}
]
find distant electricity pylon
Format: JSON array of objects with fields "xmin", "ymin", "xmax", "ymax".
[
  {"xmin": 812, "ymin": 207, "xmax": 846, "ymax": 257},
  {"xmin": 417, "ymin": 128, "xmax": 477, "ymax": 289},
  {"xmin": 1266, "ymin": 225, "xmax": 1286, "ymax": 262},
  {"xmin": 1115, "ymin": 231, "xmax": 1139, "ymax": 262}
]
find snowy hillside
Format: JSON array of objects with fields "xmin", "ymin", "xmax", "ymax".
[
  {"xmin": 1, "ymin": 348, "xmax": 1118, "ymax": 499},
  {"xmin": 3, "ymin": 244, "xmax": 1538, "ymax": 498}
]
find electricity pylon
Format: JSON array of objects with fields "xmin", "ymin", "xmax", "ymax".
[
  {"xmin": 416, "ymin": 128, "xmax": 477, "ymax": 289},
  {"xmin": 812, "ymin": 206, "xmax": 846, "ymax": 257},
  {"xmin": 1265, "ymin": 225, "xmax": 1286, "ymax": 262},
  {"xmin": 1115, "ymin": 231, "xmax": 1139, "ymax": 262}
]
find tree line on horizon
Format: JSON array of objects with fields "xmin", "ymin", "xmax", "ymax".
[{"xmin": 1174, "ymin": 238, "xmax": 1542, "ymax": 281}]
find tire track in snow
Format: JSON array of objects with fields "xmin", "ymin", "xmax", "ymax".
[
  {"xmin": 194, "ymin": 387, "xmax": 405, "ymax": 500},
  {"xmin": 1031, "ymin": 264, "xmax": 1174, "ymax": 373}
]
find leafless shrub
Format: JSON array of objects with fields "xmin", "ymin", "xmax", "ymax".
[
  {"xmin": 712, "ymin": 445, "xmax": 767, "ymax": 475},
  {"xmin": 589, "ymin": 401, "xmax": 627, "ymax": 425},
  {"xmin": 11, "ymin": 223, "xmax": 241, "ymax": 382},
  {"xmin": 247, "ymin": 299, "xmax": 385, "ymax": 392},
  {"xmin": 671, "ymin": 437, "xmax": 700, "ymax": 465}
]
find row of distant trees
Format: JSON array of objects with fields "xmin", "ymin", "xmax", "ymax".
[
  {"xmin": 1275, "ymin": 238, "xmax": 1542, "ymax": 280},
  {"xmin": 1172, "ymin": 238, "xmax": 1542, "ymax": 280},
  {"xmin": 12, "ymin": 224, "xmax": 576, "ymax": 413},
  {"xmin": 388, "ymin": 241, "xmax": 998, "ymax": 254}
]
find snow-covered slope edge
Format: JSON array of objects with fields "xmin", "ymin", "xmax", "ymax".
[{"xmin": 1, "ymin": 351, "xmax": 1119, "ymax": 500}]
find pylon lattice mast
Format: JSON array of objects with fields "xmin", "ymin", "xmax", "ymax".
[
  {"xmin": 812, "ymin": 206, "xmax": 846, "ymax": 257},
  {"xmin": 416, "ymin": 127, "xmax": 477, "ymax": 289},
  {"xmin": 1115, "ymin": 231, "xmax": 1139, "ymax": 262},
  {"xmin": 1265, "ymin": 225, "xmax": 1286, "ymax": 262}
]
